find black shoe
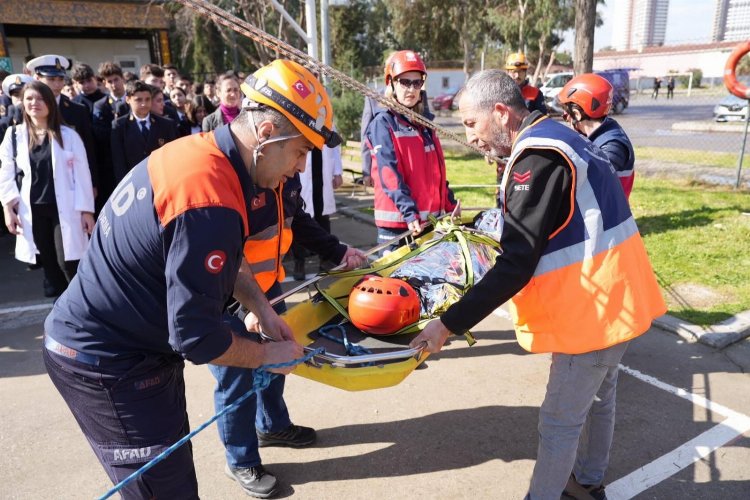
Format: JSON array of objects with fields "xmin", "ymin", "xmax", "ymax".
[
  {"xmin": 293, "ymin": 260, "xmax": 305, "ymax": 281},
  {"xmin": 561, "ymin": 474, "xmax": 607, "ymax": 500},
  {"xmin": 43, "ymin": 283, "xmax": 63, "ymax": 298},
  {"xmin": 224, "ymin": 464, "xmax": 278, "ymax": 498},
  {"xmin": 257, "ymin": 424, "xmax": 316, "ymax": 448},
  {"xmin": 27, "ymin": 262, "xmax": 42, "ymax": 270}
]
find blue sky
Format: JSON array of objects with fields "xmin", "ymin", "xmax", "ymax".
[{"xmin": 560, "ymin": 0, "xmax": 715, "ymax": 53}]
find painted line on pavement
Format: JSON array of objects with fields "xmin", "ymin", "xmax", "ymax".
[
  {"xmin": 607, "ymin": 365, "xmax": 750, "ymax": 499},
  {"xmin": 0, "ymin": 303, "xmax": 53, "ymax": 315}
]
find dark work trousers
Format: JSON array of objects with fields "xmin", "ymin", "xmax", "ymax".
[
  {"xmin": 292, "ymin": 148, "xmax": 331, "ymax": 263},
  {"xmin": 43, "ymin": 345, "xmax": 199, "ymax": 499},
  {"xmin": 30, "ymin": 203, "xmax": 78, "ymax": 292}
]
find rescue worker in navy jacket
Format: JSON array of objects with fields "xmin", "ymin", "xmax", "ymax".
[
  {"xmin": 27, "ymin": 54, "xmax": 99, "ymax": 195},
  {"xmin": 412, "ymin": 70, "xmax": 664, "ymax": 500},
  {"xmin": 42, "ymin": 59, "xmax": 349, "ymax": 499},
  {"xmin": 505, "ymin": 52, "xmax": 547, "ymax": 115},
  {"xmin": 208, "ymin": 62, "xmax": 365, "ymax": 498},
  {"xmin": 365, "ymin": 50, "xmax": 457, "ymax": 252},
  {"xmin": 558, "ymin": 73, "xmax": 636, "ymax": 200},
  {"xmin": 110, "ymin": 80, "xmax": 178, "ymax": 183}
]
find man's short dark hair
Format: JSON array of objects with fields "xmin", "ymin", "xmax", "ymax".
[
  {"xmin": 126, "ymin": 80, "xmax": 153, "ymax": 97},
  {"xmin": 98, "ymin": 61, "xmax": 123, "ymax": 79},
  {"xmin": 163, "ymin": 64, "xmax": 179, "ymax": 72},
  {"xmin": 71, "ymin": 63, "xmax": 95, "ymax": 82},
  {"xmin": 123, "ymin": 71, "xmax": 138, "ymax": 83},
  {"xmin": 139, "ymin": 63, "xmax": 164, "ymax": 79}
]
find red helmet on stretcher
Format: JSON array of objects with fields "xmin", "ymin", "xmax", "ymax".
[{"xmin": 348, "ymin": 276, "xmax": 421, "ymax": 335}]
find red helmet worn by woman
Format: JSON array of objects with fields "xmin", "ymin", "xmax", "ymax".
[
  {"xmin": 558, "ymin": 73, "xmax": 613, "ymax": 119},
  {"xmin": 384, "ymin": 50, "xmax": 426, "ymax": 86}
]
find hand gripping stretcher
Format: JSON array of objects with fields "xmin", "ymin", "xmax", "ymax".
[{"xmin": 269, "ymin": 213, "xmax": 503, "ymax": 391}]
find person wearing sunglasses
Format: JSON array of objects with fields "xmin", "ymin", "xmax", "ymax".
[
  {"xmin": 364, "ymin": 50, "xmax": 457, "ymax": 253},
  {"xmin": 558, "ymin": 73, "xmax": 635, "ymax": 200}
]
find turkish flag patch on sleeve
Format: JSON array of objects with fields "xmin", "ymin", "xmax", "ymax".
[
  {"xmin": 205, "ymin": 250, "xmax": 227, "ymax": 274},
  {"xmin": 250, "ymin": 192, "xmax": 266, "ymax": 210}
]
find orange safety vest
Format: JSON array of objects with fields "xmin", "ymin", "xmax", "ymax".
[
  {"xmin": 243, "ymin": 184, "xmax": 294, "ymax": 292},
  {"xmin": 501, "ymin": 116, "xmax": 665, "ymax": 354},
  {"xmin": 148, "ymin": 132, "xmax": 249, "ymax": 236}
]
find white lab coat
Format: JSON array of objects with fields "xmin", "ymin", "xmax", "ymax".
[
  {"xmin": 299, "ymin": 142, "xmax": 343, "ymax": 217},
  {"xmin": 0, "ymin": 124, "xmax": 95, "ymax": 264}
]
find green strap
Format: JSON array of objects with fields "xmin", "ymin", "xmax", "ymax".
[{"xmin": 314, "ymin": 223, "xmax": 490, "ymax": 345}]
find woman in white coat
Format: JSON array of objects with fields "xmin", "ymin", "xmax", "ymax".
[
  {"xmin": 292, "ymin": 140, "xmax": 344, "ymax": 279},
  {"xmin": 0, "ymin": 81, "xmax": 95, "ymax": 297}
]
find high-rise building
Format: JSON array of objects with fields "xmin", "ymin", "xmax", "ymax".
[
  {"xmin": 611, "ymin": 0, "xmax": 670, "ymax": 51},
  {"xmin": 713, "ymin": 0, "xmax": 750, "ymax": 42}
]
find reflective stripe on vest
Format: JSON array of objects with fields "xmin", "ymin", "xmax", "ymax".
[
  {"xmin": 374, "ymin": 209, "xmax": 443, "ymax": 223},
  {"xmin": 243, "ymin": 186, "xmax": 293, "ymax": 292},
  {"xmin": 501, "ymin": 117, "xmax": 665, "ymax": 355}
]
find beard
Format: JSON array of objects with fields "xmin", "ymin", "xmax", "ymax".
[{"xmin": 488, "ymin": 118, "xmax": 513, "ymax": 158}]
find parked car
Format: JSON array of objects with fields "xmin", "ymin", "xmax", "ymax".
[
  {"xmin": 542, "ymin": 69, "xmax": 630, "ymax": 115},
  {"xmin": 432, "ymin": 87, "xmax": 460, "ymax": 111},
  {"xmin": 713, "ymin": 94, "xmax": 748, "ymax": 122}
]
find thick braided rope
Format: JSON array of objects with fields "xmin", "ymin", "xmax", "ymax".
[
  {"xmin": 173, "ymin": 0, "xmax": 500, "ymax": 163},
  {"xmin": 97, "ymin": 348, "xmax": 323, "ymax": 500}
]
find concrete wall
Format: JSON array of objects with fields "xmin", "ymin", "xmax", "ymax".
[
  {"xmin": 593, "ymin": 46, "xmax": 733, "ymax": 79},
  {"xmin": 5, "ymin": 37, "xmax": 151, "ymax": 74},
  {"xmin": 424, "ymin": 69, "xmax": 466, "ymax": 97}
]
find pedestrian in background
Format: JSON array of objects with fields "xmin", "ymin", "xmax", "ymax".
[
  {"xmin": 652, "ymin": 77, "xmax": 661, "ymax": 99},
  {"xmin": 411, "ymin": 69, "xmax": 665, "ymax": 500},
  {"xmin": 189, "ymin": 94, "xmax": 214, "ymax": 134},
  {"xmin": 0, "ymin": 81, "xmax": 95, "ymax": 297},
  {"xmin": 364, "ymin": 50, "xmax": 457, "ymax": 252},
  {"xmin": 202, "ymin": 72, "xmax": 241, "ymax": 132},
  {"xmin": 292, "ymin": 134, "xmax": 345, "ymax": 279},
  {"xmin": 559, "ymin": 73, "xmax": 636, "ymax": 200},
  {"xmin": 667, "ymin": 76, "xmax": 675, "ymax": 99},
  {"xmin": 71, "ymin": 63, "xmax": 106, "ymax": 115},
  {"xmin": 111, "ymin": 80, "xmax": 177, "ymax": 182}
]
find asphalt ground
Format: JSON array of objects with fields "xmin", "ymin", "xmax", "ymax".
[{"xmin": 1, "ymin": 208, "xmax": 749, "ymax": 499}]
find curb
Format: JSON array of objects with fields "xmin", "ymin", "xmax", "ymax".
[
  {"xmin": 672, "ymin": 121, "xmax": 746, "ymax": 133},
  {"xmin": 652, "ymin": 311, "xmax": 750, "ymax": 349}
]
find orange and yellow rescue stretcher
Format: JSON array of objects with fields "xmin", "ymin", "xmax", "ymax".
[{"xmin": 270, "ymin": 214, "xmax": 502, "ymax": 392}]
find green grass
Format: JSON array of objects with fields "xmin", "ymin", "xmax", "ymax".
[
  {"xmin": 635, "ymin": 147, "xmax": 738, "ymax": 169},
  {"xmin": 441, "ymin": 152, "xmax": 750, "ymax": 325}
]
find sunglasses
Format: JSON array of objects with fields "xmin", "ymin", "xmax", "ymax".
[{"xmin": 396, "ymin": 78, "xmax": 424, "ymax": 90}]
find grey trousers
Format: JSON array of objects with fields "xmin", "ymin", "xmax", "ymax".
[{"xmin": 527, "ymin": 340, "xmax": 630, "ymax": 500}]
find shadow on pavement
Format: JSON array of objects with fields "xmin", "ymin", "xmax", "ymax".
[{"xmin": 270, "ymin": 405, "xmax": 539, "ymax": 484}]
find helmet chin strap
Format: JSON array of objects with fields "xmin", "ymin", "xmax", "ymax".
[{"xmin": 246, "ymin": 109, "xmax": 301, "ymax": 183}]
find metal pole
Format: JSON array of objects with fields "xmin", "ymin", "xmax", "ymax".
[
  {"xmin": 320, "ymin": 0, "xmax": 331, "ymax": 89},
  {"xmin": 735, "ymin": 100, "xmax": 749, "ymax": 189},
  {"xmin": 305, "ymin": 0, "xmax": 319, "ymax": 59}
]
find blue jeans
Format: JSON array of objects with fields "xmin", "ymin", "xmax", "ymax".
[
  {"xmin": 527, "ymin": 340, "xmax": 630, "ymax": 499},
  {"xmin": 208, "ymin": 282, "xmax": 292, "ymax": 468}
]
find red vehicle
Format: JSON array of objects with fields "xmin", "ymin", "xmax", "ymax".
[{"xmin": 431, "ymin": 87, "xmax": 460, "ymax": 111}]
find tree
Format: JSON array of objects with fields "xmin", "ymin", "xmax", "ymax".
[{"xmin": 574, "ymin": 0, "xmax": 596, "ymax": 74}]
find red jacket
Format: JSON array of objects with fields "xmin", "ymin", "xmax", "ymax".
[{"xmin": 365, "ymin": 110, "xmax": 456, "ymax": 229}]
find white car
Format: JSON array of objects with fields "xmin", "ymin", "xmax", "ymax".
[
  {"xmin": 540, "ymin": 72, "xmax": 574, "ymax": 115},
  {"xmin": 714, "ymin": 95, "xmax": 748, "ymax": 122}
]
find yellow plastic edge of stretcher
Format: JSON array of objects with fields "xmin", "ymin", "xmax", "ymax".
[{"xmin": 282, "ymin": 235, "xmax": 433, "ymax": 392}]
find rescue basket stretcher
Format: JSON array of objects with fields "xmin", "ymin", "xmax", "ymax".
[{"xmin": 271, "ymin": 214, "xmax": 503, "ymax": 392}]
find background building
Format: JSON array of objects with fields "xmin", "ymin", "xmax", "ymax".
[
  {"xmin": 612, "ymin": 0, "xmax": 670, "ymax": 51},
  {"xmin": 0, "ymin": 0, "xmax": 171, "ymax": 74},
  {"xmin": 713, "ymin": 0, "xmax": 750, "ymax": 42}
]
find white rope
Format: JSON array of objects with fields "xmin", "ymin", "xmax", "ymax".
[{"xmin": 174, "ymin": 0, "xmax": 499, "ymax": 162}]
